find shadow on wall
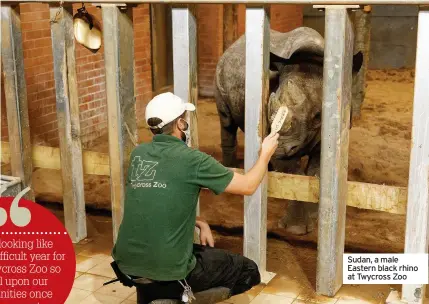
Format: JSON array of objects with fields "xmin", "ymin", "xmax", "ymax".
[{"xmin": 303, "ymin": 5, "xmax": 418, "ymax": 69}]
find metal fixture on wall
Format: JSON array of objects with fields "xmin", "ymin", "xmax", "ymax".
[{"xmin": 73, "ymin": 4, "xmax": 102, "ymax": 52}]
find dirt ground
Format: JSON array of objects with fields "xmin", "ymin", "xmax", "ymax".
[{"xmin": 21, "ymin": 69, "xmax": 415, "ymax": 289}]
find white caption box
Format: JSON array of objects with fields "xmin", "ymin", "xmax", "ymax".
[{"xmin": 343, "ymin": 254, "xmax": 428, "ymax": 284}]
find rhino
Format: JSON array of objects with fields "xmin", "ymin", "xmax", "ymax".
[{"xmin": 215, "ymin": 27, "xmax": 363, "ymax": 235}]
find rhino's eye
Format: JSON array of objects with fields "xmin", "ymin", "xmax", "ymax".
[{"xmin": 313, "ymin": 113, "xmax": 322, "ymax": 128}]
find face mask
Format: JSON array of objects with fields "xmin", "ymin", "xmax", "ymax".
[{"xmin": 179, "ymin": 119, "xmax": 190, "ymax": 146}]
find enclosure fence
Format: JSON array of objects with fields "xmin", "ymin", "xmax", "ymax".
[{"xmin": 1, "ymin": 1, "xmax": 428, "ymax": 302}]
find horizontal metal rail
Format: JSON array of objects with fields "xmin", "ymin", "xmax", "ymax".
[{"xmin": 1, "ymin": 0, "xmax": 429, "ymax": 5}]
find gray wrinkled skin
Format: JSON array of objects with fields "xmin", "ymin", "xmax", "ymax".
[
  {"xmin": 215, "ymin": 27, "xmax": 325, "ymax": 167},
  {"xmin": 215, "ymin": 27, "xmax": 357, "ymax": 235}
]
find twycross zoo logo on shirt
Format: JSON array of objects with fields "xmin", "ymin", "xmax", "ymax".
[{"xmin": 130, "ymin": 156, "xmax": 167, "ymax": 189}]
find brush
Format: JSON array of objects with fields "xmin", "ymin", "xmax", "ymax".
[{"xmin": 270, "ymin": 106, "xmax": 289, "ymax": 135}]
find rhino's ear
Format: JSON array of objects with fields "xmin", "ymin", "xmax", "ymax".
[
  {"xmin": 269, "ymin": 52, "xmax": 288, "ymax": 72},
  {"xmin": 353, "ymin": 51, "xmax": 363, "ymax": 73}
]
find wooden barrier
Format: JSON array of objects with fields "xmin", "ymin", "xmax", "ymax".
[
  {"xmin": 401, "ymin": 7, "xmax": 429, "ymax": 303},
  {"xmin": 1, "ymin": 141, "xmax": 408, "ymax": 216},
  {"xmin": 1, "ymin": 5, "xmax": 34, "ymax": 201},
  {"xmin": 50, "ymin": 4, "xmax": 87, "ymax": 243},
  {"xmin": 316, "ymin": 5, "xmax": 356, "ymax": 296}
]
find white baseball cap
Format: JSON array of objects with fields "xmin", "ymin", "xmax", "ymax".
[{"xmin": 145, "ymin": 92, "xmax": 195, "ymax": 129}]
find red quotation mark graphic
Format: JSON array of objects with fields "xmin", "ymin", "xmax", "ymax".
[{"xmin": 0, "ymin": 188, "xmax": 76, "ymax": 304}]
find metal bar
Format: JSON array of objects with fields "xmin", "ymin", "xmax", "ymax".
[
  {"xmin": 102, "ymin": 4, "xmax": 137, "ymax": 242},
  {"xmin": 316, "ymin": 6, "xmax": 354, "ymax": 297},
  {"xmin": 172, "ymin": 5, "xmax": 200, "ymax": 214},
  {"xmin": 244, "ymin": 5, "xmax": 269, "ymax": 278},
  {"xmin": 2, "ymin": 0, "xmax": 429, "ymax": 4},
  {"xmin": 50, "ymin": 4, "xmax": 87, "ymax": 243},
  {"xmin": 401, "ymin": 8, "xmax": 429, "ymax": 303},
  {"xmin": 1, "ymin": 5, "xmax": 34, "ymax": 201}
]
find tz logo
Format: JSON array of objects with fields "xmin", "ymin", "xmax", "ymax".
[{"xmin": 130, "ymin": 156, "xmax": 158, "ymax": 181}]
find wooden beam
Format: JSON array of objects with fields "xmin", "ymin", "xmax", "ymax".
[
  {"xmin": 402, "ymin": 7, "xmax": 429, "ymax": 303},
  {"xmin": 223, "ymin": 4, "xmax": 238, "ymax": 51},
  {"xmin": 244, "ymin": 5, "xmax": 270, "ymax": 277},
  {"xmin": 102, "ymin": 4, "xmax": 137, "ymax": 242},
  {"xmin": 172, "ymin": 5, "xmax": 199, "ymax": 214},
  {"xmin": 50, "ymin": 4, "xmax": 87, "ymax": 243},
  {"xmin": 1, "ymin": 142, "xmax": 110, "ymax": 175},
  {"xmin": 1, "ymin": 141, "xmax": 409, "ymax": 215},
  {"xmin": 1, "ymin": 5, "xmax": 34, "ymax": 200},
  {"xmin": 316, "ymin": 6, "xmax": 354, "ymax": 297}
]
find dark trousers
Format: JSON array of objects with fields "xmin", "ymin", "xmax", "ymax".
[{"xmin": 137, "ymin": 244, "xmax": 261, "ymax": 303}]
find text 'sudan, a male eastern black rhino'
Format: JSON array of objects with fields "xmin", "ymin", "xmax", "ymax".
[{"xmin": 215, "ymin": 27, "xmax": 363, "ymax": 235}]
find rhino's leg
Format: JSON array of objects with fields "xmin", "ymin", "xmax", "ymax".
[
  {"xmin": 215, "ymin": 87, "xmax": 239, "ymax": 167},
  {"xmin": 220, "ymin": 124, "xmax": 239, "ymax": 167},
  {"xmin": 279, "ymin": 201, "xmax": 315, "ymax": 235},
  {"xmin": 277, "ymin": 155, "xmax": 320, "ymax": 235}
]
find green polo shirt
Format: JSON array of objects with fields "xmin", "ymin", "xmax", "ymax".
[{"xmin": 112, "ymin": 134, "xmax": 234, "ymax": 281}]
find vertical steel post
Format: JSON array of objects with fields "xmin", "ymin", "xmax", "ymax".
[
  {"xmin": 1, "ymin": 5, "xmax": 34, "ymax": 200},
  {"xmin": 244, "ymin": 5, "xmax": 270, "ymax": 279},
  {"xmin": 316, "ymin": 5, "xmax": 356, "ymax": 296},
  {"xmin": 402, "ymin": 7, "xmax": 429, "ymax": 303},
  {"xmin": 102, "ymin": 5, "xmax": 137, "ymax": 242},
  {"xmin": 172, "ymin": 5, "xmax": 199, "ymax": 214}
]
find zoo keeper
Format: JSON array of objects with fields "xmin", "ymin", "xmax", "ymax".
[{"xmin": 112, "ymin": 92, "xmax": 279, "ymax": 301}]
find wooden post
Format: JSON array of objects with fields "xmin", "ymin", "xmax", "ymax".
[
  {"xmin": 316, "ymin": 5, "xmax": 356, "ymax": 297},
  {"xmin": 172, "ymin": 5, "xmax": 199, "ymax": 214},
  {"xmin": 1, "ymin": 5, "xmax": 34, "ymax": 201},
  {"xmin": 223, "ymin": 4, "xmax": 238, "ymax": 51},
  {"xmin": 50, "ymin": 4, "xmax": 87, "ymax": 243},
  {"xmin": 102, "ymin": 5, "xmax": 137, "ymax": 242},
  {"xmin": 244, "ymin": 5, "xmax": 270, "ymax": 279},
  {"xmin": 401, "ymin": 7, "xmax": 429, "ymax": 303},
  {"xmin": 351, "ymin": 6, "xmax": 371, "ymax": 119}
]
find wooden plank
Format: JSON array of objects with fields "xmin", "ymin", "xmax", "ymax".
[
  {"xmin": 1, "ymin": 142, "xmax": 110, "ymax": 176},
  {"xmin": 244, "ymin": 5, "xmax": 270, "ymax": 277},
  {"xmin": 1, "ymin": 5, "xmax": 34, "ymax": 200},
  {"xmin": 50, "ymin": 4, "xmax": 87, "ymax": 243},
  {"xmin": 316, "ymin": 6, "xmax": 354, "ymax": 297},
  {"xmin": 223, "ymin": 4, "xmax": 238, "ymax": 51},
  {"xmin": 172, "ymin": 4, "xmax": 199, "ymax": 214},
  {"xmin": 401, "ymin": 8, "xmax": 429, "ymax": 303},
  {"xmin": 102, "ymin": 5, "xmax": 137, "ymax": 242}
]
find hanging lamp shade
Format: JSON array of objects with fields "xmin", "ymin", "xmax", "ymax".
[{"xmin": 73, "ymin": 5, "xmax": 102, "ymax": 52}]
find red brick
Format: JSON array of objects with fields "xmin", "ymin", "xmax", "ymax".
[
  {"xmin": 19, "ymin": 3, "xmax": 47, "ymax": 13},
  {"xmin": 34, "ymin": 38, "xmax": 52, "ymax": 48}
]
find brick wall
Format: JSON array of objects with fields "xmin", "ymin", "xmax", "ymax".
[
  {"xmin": 270, "ymin": 5, "xmax": 303, "ymax": 32},
  {"xmin": 197, "ymin": 5, "xmax": 223, "ymax": 97},
  {"xmin": 238, "ymin": 5, "xmax": 303, "ymax": 34},
  {"xmin": 198, "ymin": 4, "xmax": 303, "ymax": 97},
  {"xmin": 1, "ymin": 3, "xmax": 153, "ymax": 147},
  {"xmin": 133, "ymin": 4, "xmax": 153, "ymax": 118},
  {"xmin": 1, "ymin": 4, "xmax": 300, "ymax": 145},
  {"xmin": 20, "ymin": 3, "xmax": 57, "ymax": 146},
  {"xmin": 73, "ymin": 4, "xmax": 107, "ymax": 147}
]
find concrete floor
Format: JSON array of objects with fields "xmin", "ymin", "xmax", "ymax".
[{"xmin": 54, "ymin": 207, "xmax": 411, "ymax": 304}]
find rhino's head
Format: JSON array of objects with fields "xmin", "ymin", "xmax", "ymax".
[{"xmin": 267, "ymin": 47, "xmax": 363, "ymax": 159}]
